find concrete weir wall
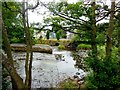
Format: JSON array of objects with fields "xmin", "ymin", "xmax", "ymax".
[{"xmin": 11, "ymin": 44, "xmax": 52, "ymax": 54}]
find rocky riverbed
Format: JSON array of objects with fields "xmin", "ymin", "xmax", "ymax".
[{"xmin": 13, "ymin": 46, "xmax": 88, "ymax": 88}]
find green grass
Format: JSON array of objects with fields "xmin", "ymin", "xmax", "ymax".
[{"xmin": 77, "ymin": 44, "xmax": 91, "ymax": 50}]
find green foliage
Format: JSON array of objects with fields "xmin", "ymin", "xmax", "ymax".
[
  {"xmin": 97, "ymin": 45, "xmax": 119, "ymax": 59},
  {"xmin": 77, "ymin": 44, "xmax": 91, "ymax": 50},
  {"xmin": 71, "ymin": 34, "xmax": 81, "ymax": 42},
  {"xmin": 58, "ymin": 44, "xmax": 65, "ymax": 50},
  {"xmin": 2, "ymin": 2, "xmax": 21, "ymax": 26},
  {"xmin": 2, "ymin": 2, "xmax": 25, "ymax": 43},
  {"xmin": 46, "ymin": 31, "xmax": 50, "ymax": 40},
  {"xmin": 44, "ymin": 1, "xmax": 92, "ymax": 42},
  {"xmin": 96, "ymin": 33, "xmax": 105, "ymax": 45},
  {"xmin": 85, "ymin": 53, "xmax": 120, "ymax": 89},
  {"xmin": 2, "ymin": 68, "xmax": 11, "ymax": 90},
  {"xmin": 56, "ymin": 30, "xmax": 61, "ymax": 40},
  {"xmin": 97, "ymin": 45, "xmax": 106, "ymax": 59},
  {"xmin": 10, "ymin": 37, "xmax": 23, "ymax": 43},
  {"xmin": 7, "ymin": 25, "xmax": 25, "ymax": 43}
]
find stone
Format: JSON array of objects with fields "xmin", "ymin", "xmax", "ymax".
[
  {"xmin": 77, "ymin": 80, "xmax": 84, "ymax": 85},
  {"xmin": 73, "ymin": 75, "xmax": 79, "ymax": 79},
  {"xmin": 76, "ymin": 72, "xmax": 80, "ymax": 75}
]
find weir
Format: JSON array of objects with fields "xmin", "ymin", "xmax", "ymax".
[{"xmin": 11, "ymin": 44, "xmax": 52, "ymax": 54}]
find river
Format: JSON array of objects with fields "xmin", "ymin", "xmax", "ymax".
[{"xmin": 13, "ymin": 46, "xmax": 88, "ymax": 88}]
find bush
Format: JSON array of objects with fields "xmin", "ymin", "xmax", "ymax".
[
  {"xmin": 2, "ymin": 68, "xmax": 11, "ymax": 90},
  {"xmin": 97, "ymin": 45, "xmax": 106, "ymax": 59},
  {"xmin": 58, "ymin": 44, "xmax": 65, "ymax": 50},
  {"xmin": 85, "ymin": 55, "xmax": 120, "ymax": 90},
  {"xmin": 77, "ymin": 44, "xmax": 91, "ymax": 50}
]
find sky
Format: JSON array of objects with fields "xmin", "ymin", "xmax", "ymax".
[
  {"xmin": 27, "ymin": 0, "xmax": 112, "ymax": 24},
  {"xmin": 28, "ymin": 0, "xmax": 78, "ymax": 23}
]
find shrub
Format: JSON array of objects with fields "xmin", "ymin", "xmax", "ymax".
[
  {"xmin": 97, "ymin": 45, "xmax": 106, "ymax": 59},
  {"xmin": 77, "ymin": 44, "xmax": 91, "ymax": 50},
  {"xmin": 58, "ymin": 44, "xmax": 65, "ymax": 50},
  {"xmin": 85, "ymin": 55, "xmax": 120, "ymax": 90},
  {"xmin": 2, "ymin": 68, "xmax": 11, "ymax": 90}
]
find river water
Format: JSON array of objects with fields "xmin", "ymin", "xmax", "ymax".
[{"xmin": 13, "ymin": 46, "xmax": 88, "ymax": 88}]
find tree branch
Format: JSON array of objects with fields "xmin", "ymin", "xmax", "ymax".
[
  {"xmin": 59, "ymin": 12, "xmax": 88, "ymax": 23},
  {"xmin": 96, "ymin": 11, "xmax": 111, "ymax": 22},
  {"xmin": 96, "ymin": 7, "xmax": 120, "ymax": 23},
  {"xmin": 34, "ymin": 23, "xmax": 83, "ymax": 35},
  {"xmin": 24, "ymin": 1, "xmax": 39, "ymax": 12}
]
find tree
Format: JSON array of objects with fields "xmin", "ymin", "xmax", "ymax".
[
  {"xmin": 2, "ymin": 20, "xmax": 25, "ymax": 89},
  {"xmin": 2, "ymin": 1, "xmax": 39, "ymax": 89},
  {"xmin": 106, "ymin": 1, "xmax": 115, "ymax": 59},
  {"xmin": 85, "ymin": 1, "xmax": 120, "ymax": 89},
  {"xmin": 39, "ymin": 1, "xmax": 98, "ymax": 56}
]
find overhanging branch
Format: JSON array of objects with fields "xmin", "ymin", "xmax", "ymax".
[
  {"xmin": 39, "ymin": 1, "xmax": 89, "ymax": 26},
  {"xmin": 34, "ymin": 23, "xmax": 83, "ymax": 35},
  {"xmin": 96, "ymin": 11, "xmax": 111, "ymax": 22},
  {"xmin": 24, "ymin": 1, "xmax": 39, "ymax": 12}
]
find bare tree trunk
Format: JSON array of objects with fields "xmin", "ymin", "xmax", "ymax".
[
  {"xmin": 22, "ymin": 2, "xmax": 30, "ymax": 89},
  {"xmin": 26, "ymin": 2, "xmax": 33, "ymax": 89},
  {"xmin": 22, "ymin": 1, "xmax": 33, "ymax": 89},
  {"xmin": 2, "ymin": 21, "xmax": 25, "ymax": 89},
  {"xmin": 2, "ymin": 18, "xmax": 17, "ymax": 90},
  {"xmin": 106, "ymin": 1, "xmax": 115, "ymax": 59}
]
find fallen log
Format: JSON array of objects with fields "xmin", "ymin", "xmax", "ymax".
[{"xmin": 11, "ymin": 44, "xmax": 52, "ymax": 54}]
